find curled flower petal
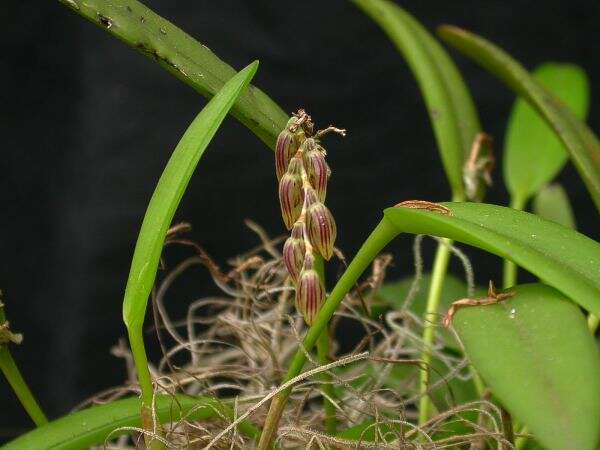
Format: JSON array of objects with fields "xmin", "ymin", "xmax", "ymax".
[
  {"xmin": 278, "ymin": 157, "xmax": 303, "ymax": 229},
  {"xmin": 306, "ymin": 202, "xmax": 337, "ymax": 260},
  {"xmin": 282, "ymin": 222, "xmax": 306, "ymax": 284},
  {"xmin": 296, "ymin": 264, "xmax": 325, "ymax": 325}
]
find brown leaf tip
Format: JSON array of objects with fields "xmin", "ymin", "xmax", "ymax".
[{"xmin": 394, "ymin": 200, "xmax": 452, "ymax": 216}]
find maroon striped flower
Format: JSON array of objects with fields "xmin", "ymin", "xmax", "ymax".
[
  {"xmin": 282, "ymin": 221, "xmax": 306, "ymax": 284},
  {"xmin": 296, "ymin": 254, "xmax": 326, "ymax": 325},
  {"xmin": 306, "ymin": 201, "xmax": 337, "ymax": 260},
  {"xmin": 275, "ymin": 118, "xmax": 304, "ymax": 181},
  {"xmin": 278, "ymin": 157, "xmax": 303, "ymax": 229},
  {"xmin": 303, "ymin": 141, "xmax": 330, "ymax": 202}
]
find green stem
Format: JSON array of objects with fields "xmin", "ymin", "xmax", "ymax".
[
  {"xmin": 313, "ymin": 254, "xmax": 337, "ymax": 434},
  {"xmin": 257, "ymin": 218, "xmax": 398, "ymax": 449},
  {"xmin": 0, "ymin": 300, "xmax": 47, "ymax": 427},
  {"xmin": 128, "ymin": 327, "xmax": 165, "ymax": 450},
  {"xmin": 0, "ymin": 347, "xmax": 48, "ymax": 427},
  {"xmin": 503, "ymin": 196, "xmax": 526, "ymax": 288},
  {"xmin": 417, "ymin": 240, "xmax": 452, "ymax": 425}
]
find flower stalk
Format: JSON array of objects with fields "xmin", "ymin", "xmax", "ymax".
[
  {"xmin": 272, "ymin": 110, "xmax": 343, "ymax": 438},
  {"xmin": 0, "ymin": 292, "xmax": 48, "ymax": 427}
]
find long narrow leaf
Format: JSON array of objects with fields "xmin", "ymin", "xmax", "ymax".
[
  {"xmin": 59, "ymin": 0, "xmax": 286, "ymax": 148},
  {"xmin": 1, "ymin": 395, "xmax": 259, "ymax": 450},
  {"xmin": 504, "ymin": 63, "xmax": 589, "ymax": 204},
  {"xmin": 123, "ymin": 61, "xmax": 258, "ymax": 330},
  {"xmin": 438, "ymin": 25, "xmax": 600, "ymax": 209},
  {"xmin": 384, "ymin": 202, "xmax": 600, "ymax": 315},
  {"xmin": 453, "ymin": 283, "xmax": 600, "ymax": 450},
  {"xmin": 353, "ymin": 0, "xmax": 481, "ymax": 200}
]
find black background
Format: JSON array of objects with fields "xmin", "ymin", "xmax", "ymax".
[{"xmin": 1, "ymin": 0, "xmax": 599, "ymax": 440}]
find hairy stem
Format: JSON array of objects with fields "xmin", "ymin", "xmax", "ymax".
[
  {"xmin": 257, "ymin": 219, "xmax": 398, "ymax": 449},
  {"xmin": 417, "ymin": 240, "xmax": 452, "ymax": 425}
]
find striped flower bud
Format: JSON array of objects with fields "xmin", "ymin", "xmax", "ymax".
[
  {"xmin": 275, "ymin": 118, "xmax": 304, "ymax": 181},
  {"xmin": 282, "ymin": 221, "xmax": 306, "ymax": 284},
  {"xmin": 306, "ymin": 200, "xmax": 337, "ymax": 260},
  {"xmin": 296, "ymin": 254, "xmax": 326, "ymax": 325},
  {"xmin": 303, "ymin": 141, "xmax": 330, "ymax": 202},
  {"xmin": 278, "ymin": 156, "xmax": 303, "ymax": 229}
]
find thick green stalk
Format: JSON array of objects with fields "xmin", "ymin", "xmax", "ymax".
[
  {"xmin": 0, "ymin": 348, "xmax": 48, "ymax": 427},
  {"xmin": 503, "ymin": 196, "xmax": 527, "ymax": 288},
  {"xmin": 257, "ymin": 218, "xmax": 398, "ymax": 449},
  {"xmin": 417, "ymin": 239, "xmax": 452, "ymax": 425}
]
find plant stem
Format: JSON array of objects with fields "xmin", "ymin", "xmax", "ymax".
[
  {"xmin": 313, "ymin": 254, "xmax": 337, "ymax": 434},
  {"xmin": 503, "ymin": 196, "xmax": 526, "ymax": 288},
  {"xmin": 0, "ymin": 299, "xmax": 47, "ymax": 427},
  {"xmin": 417, "ymin": 240, "xmax": 452, "ymax": 425},
  {"xmin": 127, "ymin": 327, "xmax": 165, "ymax": 450},
  {"xmin": 0, "ymin": 347, "xmax": 48, "ymax": 427},
  {"xmin": 257, "ymin": 219, "xmax": 398, "ymax": 449}
]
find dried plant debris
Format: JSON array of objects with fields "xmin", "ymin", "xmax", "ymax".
[{"xmin": 89, "ymin": 225, "xmax": 509, "ymax": 449}]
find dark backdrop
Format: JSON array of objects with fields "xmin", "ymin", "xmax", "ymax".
[{"xmin": 1, "ymin": 0, "xmax": 598, "ymax": 439}]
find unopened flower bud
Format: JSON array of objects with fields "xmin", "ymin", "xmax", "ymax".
[
  {"xmin": 296, "ymin": 254, "xmax": 326, "ymax": 325},
  {"xmin": 306, "ymin": 201, "xmax": 337, "ymax": 260},
  {"xmin": 278, "ymin": 157, "xmax": 303, "ymax": 229},
  {"xmin": 282, "ymin": 222, "xmax": 306, "ymax": 284},
  {"xmin": 275, "ymin": 118, "xmax": 304, "ymax": 181},
  {"xmin": 303, "ymin": 142, "xmax": 330, "ymax": 202}
]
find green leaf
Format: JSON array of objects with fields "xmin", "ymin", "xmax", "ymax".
[
  {"xmin": 1, "ymin": 395, "xmax": 259, "ymax": 450},
  {"xmin": 384, "ymin": 202, "xmax": 600, "ymax": 315},
  {"xmin": 59, "ymin": 0, "xmax": 287, "ymax": 149},
  {"xmin": 453, "ymin": 283, "xmax": 600, "ymax": 450},
  {"xmin": 353, "ymin": 0, "xmax": 481, "ymax": 200},
  {"xmin": 376, "ymin": 273, "xmax": 486, "ymax": 351},
  {"xmin": 123, "ymin": 61, "xmax": 258, "ymax": 330},
  {"xmin": 532, "ymin": 183, "xmax": 577, "ymax": 229},
  {"xmin": 438, "ymin": 26, "xmax": 600, "ymax": 210},
  {"xmin": 504, "ymin": 63, "xmax": 589, "ymax": 204}
]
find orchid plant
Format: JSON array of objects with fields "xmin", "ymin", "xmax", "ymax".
[{"xmin": 1, "ymin": 1, "xmax": 599, "ymax": 450}]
